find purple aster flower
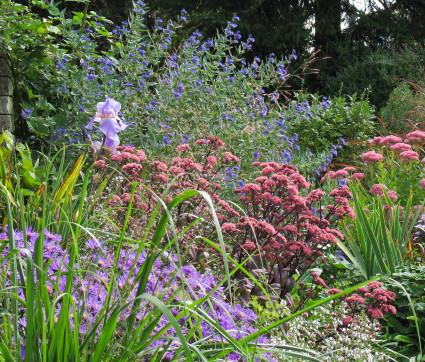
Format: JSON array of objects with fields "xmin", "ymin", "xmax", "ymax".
[
  {"xmin": 25, "ymin": 227, "xmax": 39, "ymax": 242},
  {"xmin": 44, "ymin": 229, "xmax": 62, "ymax": 243},
  {"xmin": 86, "ymin": 238, "xmax": 102, "ymax": 250},
  {"xmin": 43, "ymin": 240, "xmax": 62, "ymax": 259}
]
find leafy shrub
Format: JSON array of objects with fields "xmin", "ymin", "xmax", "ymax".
[
  {"xmin": 0, "ymin": 131, "xmax": 43, "ymax": 198},
  {"xmin": 285, "ymin": 92, "xmax": 375, "ymax": 153},
  {"xmin": 0, "ymin": 1, "xmax": 303, "ymax": 147},
  {"xmin": 324, "ymin": 46, "xmax": 425, "ymax": 112},
  {"xmin": 380, "ymin": 82, "xmax": 425, "ymax": 135}
]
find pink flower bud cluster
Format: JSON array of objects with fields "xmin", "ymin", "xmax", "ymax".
[
  {"xmin": 344, "ymin": 281, "xmax": 397, "ymax": 321},
  {"xmin": 98, "ymin": 137, "xmax": 241, "ymax": 259},
  {"xmin": 399, "ymin": 150, "xmax": 419, "ymax": 161},
  {"xmin": 321, "ymin": 166, "xmax": 364, "ymax": 183},
  {"xmin": 367, "ymin": 131, "xmax": 425, "ymax": 162},
  {"xmin": 360, "ymin": 151, "xmax": 384, "ymax": 164},
  {"xmin": 378, "ymin": 135, "xmax": 402, "ymax": 145},
  {"xmin": 369, "ymin": 184, "xmax": 398, "ymax": 201},
  {"xmin": 405, "ymin": 130, "xmax": 425, "ymax": 143},
  {"xmin": 390, "ymin": 142, "xmax": 411, "ymax": 152}
]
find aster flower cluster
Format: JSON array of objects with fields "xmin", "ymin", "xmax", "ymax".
[
  {"xmin": 221, "ymin": 162, "xmax": 354, "ymax": 300},
  {"xmin": 0, "ymin": 227, "xmax": 275, "ymax": 361}
]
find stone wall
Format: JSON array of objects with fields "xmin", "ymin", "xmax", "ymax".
[{"xmin": 0, "ymin": 56, "xmax": 14, "ymax": 132}]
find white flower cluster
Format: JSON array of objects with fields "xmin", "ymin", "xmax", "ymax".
[{"xmin": 270, "ymin": 304, "xmax": 392, "ymax": 361}]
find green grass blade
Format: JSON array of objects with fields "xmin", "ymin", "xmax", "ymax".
[
  {"xmin": 388, "ymin": 277, "xmax": 423, "ymax": 358},
  {"xmin": 377, "ymin": 197, "xmax": 399, "ymax": 273},
  {"xmin": 352, "ymin": 188, "xmax": 389, "ymax": 275},
  {"xmin": 141, "ymin": 294, "xmax": 194, "ymax": 362},
  {"xmin": 92, "ymin": 310, "xmax": 121, "ymax": 362},
  {"xmin": 0, "ymin": 181, "xmax": 20, "ymax": 359},
  {"xmin": 0, "ymin": 337, "xmax": 14, "ymax": 362},
  {"xmin": 336, "ymin": 238, "xmax": 367, "ymax": 279},
  {"xmin": 22, "ymin": 249, "xmax": 35, "ymax": 362},
  {"xmin": 125, "ymin": 189, "xmax": 199, "ymax": 342}
]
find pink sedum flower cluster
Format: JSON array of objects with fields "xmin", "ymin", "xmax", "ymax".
[
  {"xmin": 220, "ymin": 161, "xmax": 355, "ymax": 299},
  {"xmin": 344, "ymin": 281, "xmax": 397, "ymax": 321},
  {"xmin": 405, "ymin": 130, "xmax": 425, "ymax": 143},
  {"xmin": 369, "ymin": 184, "xmax": 398, "ymax": 201},
  {"xmin": 360, "ymin": 151, "xmax": 384, "ymax": 164},
  {"xmin": 399, "ymin": 150, "xmax": 419, "ymax": 161}
]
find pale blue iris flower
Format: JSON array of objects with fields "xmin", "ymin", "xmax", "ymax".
[{"xmin": 85, "ymin": 97, "xmax": 128, "ymax": 149}]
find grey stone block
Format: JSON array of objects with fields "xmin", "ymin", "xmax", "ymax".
[
  {"xmin": 0, "ymin": 58, "xmax": 11, "ymax": 75},
  {"xmin": 0, "ymin": 96, "xmax": 13, "ymax": 114},
  {"xmin": 0, "ymin": 77, "xmax": 13, "ymax": 96},
  {"xmin": 0, "ymin": 114, "xmax": 13, "ymax": 132}
]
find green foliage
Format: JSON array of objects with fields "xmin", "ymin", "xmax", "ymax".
[
  {"xmin": 286, "ymin": 92, "xmax": 375, "ymax": 153},
  {"xmin": 0, "ymin": 0, "xmax": 316, "ymax": 154},
  {"xmin": 381, "ymin": 266, "xmax": 425, "ymax": 360},
  {"xmin": 0, "ymin": 131, "xmax": 42, "ymax": 194},
  {"xmin": 380, "ymin": 82, "xmax": 425, "ymax": 135},
  {"xmin": 325, "ymin": 46, "xmax": 425, "ymax": 112},
  {"xmin": 3, "ymin": 1, "xmax": 425, "ymax": 360},
  {"xmin": 338, "ymin": 185, "xmax": 421, "ymax": 279},
  {"xmin": 251, "ymin": 296, "xmax": 282, "ymax": 326}
]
